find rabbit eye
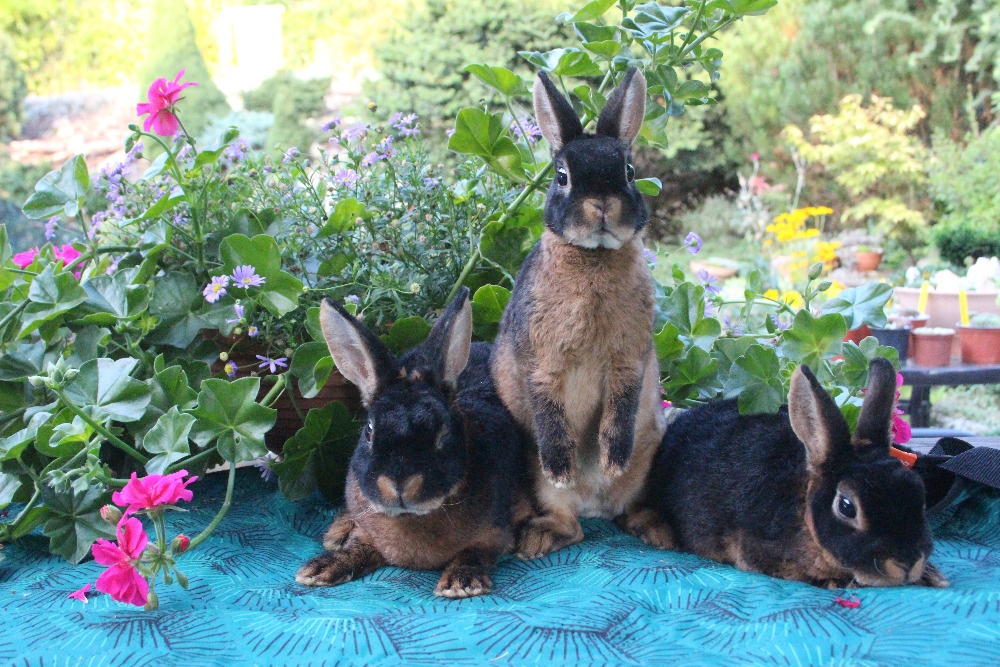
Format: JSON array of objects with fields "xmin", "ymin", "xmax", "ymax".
[
  {"xmin": 836, "ymin": 494, "xmax": 857, "ymax": 520},
  {"xmin": 363, "ymin": 420, "xmax": 374, "ymax": 444},
  {"xmin": 626, "ymin": 163, "xmax": 635, "ymax": 182},
  {"xmin": 556, "ymin": 167, "xmax": 569, "ymax": 187}
]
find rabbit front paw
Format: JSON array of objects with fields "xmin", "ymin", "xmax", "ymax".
[
  {"xmin": 516, "ymin": 512, "xmax": 584, "ymax": 559},
  {"xmin": 321, "ymin": 514, "xmax": 356, "ymax": 551},
  {"xmin": 435, "ymin": 565, "xmax": 493, "ymax": 598},
  {"xmin": 295, "ymin": 543, "xmax": 384, "ymax": 587}
]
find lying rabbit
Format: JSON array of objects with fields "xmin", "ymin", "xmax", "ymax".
[
  {"xmin": 296, "ymin": 288, "xmax": 530, "ymax": 598},
  {"xmin": 492, "ymin": 67, "xmax": 666, "ymax": 558},
  {"xmin": 634, "ymin": 358, "xmax": 948, "ymax": 588}
]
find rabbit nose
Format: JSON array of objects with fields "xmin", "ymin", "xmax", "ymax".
[{"xmin": 376, "ymin": 474, "xmax": 424, "ymax": 505}]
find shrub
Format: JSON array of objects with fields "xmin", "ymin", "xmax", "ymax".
[
  {"xmin": 0, "ymin": 33, "xmax": 26, "ymax": 142},
  {"xmin": 932, "ymin": 220, "xmax": 1000, "ymax": 267},
  {"xmin": 138, "ymin": 0, "xmax": 229, "ymax": 138}
]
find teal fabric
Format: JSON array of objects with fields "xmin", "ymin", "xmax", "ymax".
[{"xmin": 2, "ymin": 467, "xmax": 999, "ymax": 666}]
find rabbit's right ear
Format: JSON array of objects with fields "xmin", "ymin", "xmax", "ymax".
[
  {"xmin": 533, "ymin": 71, "xmax": 583, "ymax": 152},
  {"xmin": 319, "ymin": 299, "xmax": 398, "ymax": 406},
  {"xmin": 852, "ymin": 357, "xmax": 897, "ymax": 451},
  {"xmin": 788, "ymin": 365, "xmax": 851, "ymax": 470},
  {"xmin": 423, "ymin": 287, "xmax": 473, "ymax": 392}
]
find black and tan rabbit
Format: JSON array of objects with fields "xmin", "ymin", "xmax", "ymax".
[
  {"xmin": 296, "ymin": 288, "xmax": 530, "ymax": 597},
  {"xmin": 635, "ymin": 358, "xmax": 948, "ymax": 588},
  {"xmin": 492, "ymin": 67, "xmax": 666, "ymax": 558}
]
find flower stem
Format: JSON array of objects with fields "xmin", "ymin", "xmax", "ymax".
[
  {"xmin": 187, "ymin": 464, "xmax": 236, "ymax": 551},
  {"xmin": 0, "ymin": 300, "xmax": 28, "ymax": 334},
  {"xmin": 165, "ymin": 445, "xmax": 219, "ymax": 475},
  {"xmin": 54, "ymin": 389, "xmax": 149, "ymax": 464},
  {"xmin": 261, "ymin": 373, "xmax": 287, "ymax": 408}
]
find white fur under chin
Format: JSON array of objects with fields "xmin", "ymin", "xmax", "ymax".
[{"xmin": 568, "ymin": 229, "xmax": 627, "ymax": 250}]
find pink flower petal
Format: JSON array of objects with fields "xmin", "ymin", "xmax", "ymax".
[
  {"xmin": 67, "ymin": 583, "xmax": 91, "ymax": 603},
  {"xmin": 892, "ymin": 414, "xmax": 912, "ymax": 444},
  {"xmin": 91, "ymin": 538, "xmax": 127, "ymax": 567},
  {"xmin": 96, "ymin": 563, "xmax": 148, "ymax": 607},
  {"xmin": 12, "ymin": 248, "xmax": 39, "ymax": 269},
  {"xmin": 117, "ymin": 517, "xmax": 149, "ymax": 560},
  {"xmin": 150, "ymin": 109, "xmax": 180, "ymax": 136}
]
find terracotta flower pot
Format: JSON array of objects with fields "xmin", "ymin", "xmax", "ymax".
[
  {"xmin": 958, "ymin": 326, "xmax": 1000, "ymax": 365},
  {"xmin": 871, "ymin": 326, "xmax": 911, "ymax": 362},
  {"xmin": 690, "ymin": 259, "xmax": 738, "ymax": 282},
  {"xmin": 843, "ymin": 324, "xmax": 872, "ymax": 345},
  {"xmin": 855, "ymin": 250, "xmax": 883, "ymax": 272},
  {"xmin": 910, "ymin": 328, "xmax": 956, "ymax": 367}
]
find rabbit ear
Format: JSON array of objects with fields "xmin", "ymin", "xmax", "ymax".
[
  {"xmin": 852, "ymin": 357, "xmax": 897, "ymax": 451},
  {"xmin": 533, "ymin": 71, "xmax": 583, "ymax": 152},
  {"xmin": 596, "ymin": 67, "xmax": 646, "ymax": 144},
  {"xmin": 423, "ymin": 287, "xmax": 473, "ymax": 392},
  {"xmin": 319, "ymin": 299, "xmax": 398, "ymax": 406},
  {"xmin": 788, "ymin": 365, "xmax": 852, "ymax": 470}
]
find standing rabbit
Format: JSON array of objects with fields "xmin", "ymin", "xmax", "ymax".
[
  {"xmin": 296, "ymin": 288, "xmax": 530, "ymax": 598},
  {"xmin": 492, "ymin": 67, "xmax": 667, "ymax": 558},
  {"xmin": 635, "ymin": 358, "xmax": 948, "ymax": 588}
]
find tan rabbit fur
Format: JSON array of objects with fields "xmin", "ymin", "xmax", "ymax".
[{"xmin": 492, "ymin": 68, "xmax": 666, "ymax": 559}]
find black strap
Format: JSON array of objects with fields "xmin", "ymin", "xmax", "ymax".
[{"xmin": 901, "ymin": 437, "xmax": 1000, "ymax": 517}]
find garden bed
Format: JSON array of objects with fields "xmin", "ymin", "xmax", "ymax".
[{"xmin": 2, "ymin": 467, "xmax": 998, "ymax": 664}]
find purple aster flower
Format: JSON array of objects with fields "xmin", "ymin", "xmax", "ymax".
[
  {"xmin": 771, "ymin": 314, "xmax": 790, "ymax": 331},
  {"xmin": 342, "ymin": 123, "xmax": 367, "ymax": 143},
  {"xmin": 226, "ymin": 302, "xmax": 245, "ymax": 324},
  {"xmin": 282, "ymin": 147, "xmax": 300, "ymax": 164},
  {"xmin": 398, "ymin": 125, "xmax": 420, "ymax": 138},
  {"xmin": 400, "ymin": 113, "xmax": 418, "ymax": 126},
  {"xmin": 642, "ymin": 248, "xmax": 657, "ymax": 268},
  {"xmin": 388, "ymin": 112, "xmax": 403, "ymax": 126},
  {"xmin": 322, "ymin": 117, "xmax": 342, "ymax": 132},
  {"xmin": 224, "ymin": 139, "xmax": 247, "ymax": 163},
  {"xmin": 684, "ymin": 231, "xmax": 703, "ymax": 255},
  {"xmin": 511, "ymin": 119, "xmax": 542, "ymax": 144},
  {"xmin": 721, "ymin": 315, "xmax": 743, "ymax": 336},
  {"xmin": 253, "ymin": 452, "xmax": 278, "ymax": 482},
  {"xmin": 423, "ymin": 177, "xmax": 441, "ymax": 188},
  {"xmin": 704, "ymin": 300, "xmax": 717, "ymax": 318},
  {"xmin": 377, "ymin": 136, "xmax": 396, "ymax": 159},
  {"xmin": 247, "ymin": 325, "xmax": 259, "ymax": 338},
  {"xmin": 203, "ymin": 275, "xmax": 230, "ymax": 303},
  {"xmin": 334, "ymin": 168, "xmax": 361, "ymax": 187},
  {"xmin": 44, "ymin": 216, "xmax": 59, "ymax": 241},
  {"xmin": 360, "ymin": 151, "xmax": 382, "ymax": 168},
  {"xmin": 345, "ymin": 295, "xmax": 361, "ymax": 306},
  {"xmin": 697, "ymin": 270, "xmax": 721, "ymax": 296},
  {"xmin": 223, "ymin": 360, "xmax": 237, "ymax": 378},
  {"xmin": 231, "ymin": 265, "xmax": 266, "ymax": 288},
  {"xmin": 256, "ymin": 355, "xmax": 288, "ymax": 373}
]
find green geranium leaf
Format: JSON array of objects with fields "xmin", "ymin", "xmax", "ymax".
[
  {"xmin": 713, "ymin": 336, "xmax": 754, "ymax": 374},
  {"xmin": 664, "ymin": 346, "xmax": 721, "ymax": 401},
  {"xmin": 149, "ymin": 273, "xmax": 200, "ymax": 325},
  {"xmin": 480, "ymin": 221, "xmax": 533, "ymax": 275},
  {"xmin": 291, "ymin": 342, "xmax": 334, "ymax": 399},
  {"xmin": 779, "ymin": 310, "xmax": 847, "ymax": 368},
  {"xmin": 621, "ymin": 3, "xmax": 689, "ymax": 40},
  {"xmin": 635, "ymin": 177, "xmax": 662, "ymax": 195},
  {"xmin": 519, "ymin": 47, "xmax": 604, "ymax": 77},
  {"xmin": 190, "ymin": 377, "xmax": 276, "ymax": 463},
  {"xmin": 273, "ymin": 401, "xmax": 360, "ymax": 502},
  {"xmin": 725, "ymin": 344, "xmax": 786, "ymax": 414},
  {"xmin": 319, "ymin": 198, "xmax": 367, "ymax": 236},
  {"xmin": 0, "ymin": 472, "xmax": 22, "ymax": 510},
  {"xmin": 654, "ymin": 322, "xmax": 684, "ymax": 363},
  {"xmin": 19, "ymin": 265, "xmax": 88, "ymax": 337},
  {"xmin": 143, "ymin": 407, "xmax": 194, "ymax": 474},
  {"xmin": 63, "ymin": 357, "xmax": 152, "ymax": 423},
  {"xmin": 0, "ymin": 340, "xmax": 46, "ymax": 380},
  {"xmin": 569, "ymin": 0, "xmax": 617, "ymax": 22},
  {"xmin": 22, "ymin": 155, "xmax": 89, "ymax": 219},
  {"xmin": 306, "ymin": 306, "xmax": 324, "ymax": 344},
  {"xmin": 36, "ymin": 410, "xmax": 89, "ymax": 458},
  {"xmin": 448, "ymin": 108, "xmax": 525, "ymax": 181},
  {"xmin": 821, "ymin": 282, "xmax": 892, "ymax": 329},
  {"xmin": 382, "ymin": 316, "xmax": 431, "ymax": 354},
  {"xmin": 40, "ymin": 483, "xmax": 114, "ymax": 563},
  {"xmin": 472, "ymin": 284, "xmax": 511, "ymax": 324},
  {"xmin": 465, "ymin": 64, "xmax": 528, "ymax": 97},
  {"xmin": 80, "ymin": 272, "xmax": 150, "ymax": 324}
]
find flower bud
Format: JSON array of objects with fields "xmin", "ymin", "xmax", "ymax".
[
  {"xmin": 175, "ymin": 568, "xmax": 189, "ymax": 590},
  {"xmin": 171, "ymin": 534, "xmax": 191, "ymax": 554},
  {"xmin": 218, "ymin": 351, "xmax": 229, "ymax": 362},
  {"xmin": 63, "ymin": 368, "xmax": 78, "ymax": 382},
  {"xmin": 100, "ymin": 505, "xmax": 123, "ymax": 525},
  {"xmin": 808, "ymin": 262, "xmax": 824, "ymax": 281},
  {"xmin": 144, "ymin": 588, "xmax": 159, "ymax": 611}
]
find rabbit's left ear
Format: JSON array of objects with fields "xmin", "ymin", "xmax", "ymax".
[
  {"xmin": 423, "ymin": 286, "xmax": 473, "ymax": 392},
  {"xmin": 534, "ymin": 71, "xmax": 584, "ymax": 152},
  {"xmin": 596, "ymin": 67, "xmax": 646, "ymax": 144},
  {"xmin": 852, "ymin": 357, "xmax": 897, "ymax": 451},
  {"xmin": 789, "ymin": 364, "xmax": 852, "ymax": 470}
]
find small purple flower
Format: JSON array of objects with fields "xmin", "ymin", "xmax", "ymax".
[
  {"xmin": 342, "ymin": 123, "xmax": 367, "ymax": 143},
  {"xmin": 398, "ymin": 126, "xmax": 420, "ymax": 137},
  {"xmin": 253, "ymin": 452, "xmax": 278, "ymax": 482},
  {"xmin": 377, "ymin": 136, "xmax": 396, "ymax": 159},
  {"xmin": 697, "ymin": 269, "xmax": 721, "ymax": 296},
  {"xmin": 256, "ymin": 355, "xmax": 288, "ymax": 373},
  {"xmin": 203, "ymin": 275, "xmax": 230, "ymax": 303},
  {"xmin": 44, "ymin": 216, "xmax": 59, "ymax": 241},
  {"xmin": 360, "ymin": 152, "xmax": 382, "ymax": 168},
  {"xmin": 400, "ymin": 113, "xmax": 418, "ymax": 126},
  {"xmin": 642, "ymin": 248, "xmax": 657, "ymax": 269},
  {"xmin": 423, "ymin": 177, "xmax": 441, "ymax": 188},
  {"xmin": 334, "ymin": 168, "xmax": 361, "ymax": 187},
  {"xmin": 282, "ymin": 147, "xmax": 300, "ymax": 164},
  {"xmin": 345, "ymin": 295, "xmax": 361, "ymax": 306},
  {"xmin": 511, "ymin": 119, "xmax": 542, "ymax": 144},
  {"xmin": 388, "ymin": 112, "xmax": 403, "ymax": 126},
  {"xmin": 446, "ymin": 128, "xmax": 456, "ymax": 138},
  {"xmin": 231, "ymin": 265, "xmax": 265, "ymax": 288},
  {"xmin": 247, "ymin": 325, "xmax": 259, "ymax": 338},
  {"xmin": 223, "ymin": 360, "xmax": 237, "ymax": 378},
  {"xmin": 684, "ymin": 232, "xmax": 703, "ymax": 255},
  {"xmin": 771, "ymin": 314, "xmax": 790, "ymax": 331},
  {"xmin": 105, "ymin": 255, "xmax": 120, "ymax": 275},
  {"xmin": 721, "ymin": 315, "xmax": 743, "ymax": 336},
  {"xmin": 224, "ymin": 139, "xmax": 247, "ymax": 163},
  {"xmin": 322, "ymin": 117, "xmax": 342, "ymax": 132},
  {"xmin": 226, "ymin": 303, "xmax": 245, "ymax": 324},
  {"xmin": 704, "ymin": 300, "xmax": 717, "ymax": 318}
]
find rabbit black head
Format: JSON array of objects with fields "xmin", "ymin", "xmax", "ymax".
[
  {"xmin": 319, "ymin": 288, "xmax": 474, "ymax": 517},
  {"xmin": 789, "ymin": 358, "xmax": 941, "ymax": 587},
  {"xmin": 533, "ymin": 67, "xmax": 649, "ymax": 250}
]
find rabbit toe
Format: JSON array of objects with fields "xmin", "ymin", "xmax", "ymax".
[
  {"xmin": 435, "ymin": 567, "xmax": 493, "ymax": 598},
  {"xmin": 516, "ymin": 514, "xmax": 584, "ymax": 559},
  {"xmin": 295, "ymin": 553, "xmax": 355, "ymax": 587},
  {"xmin": 321, "ymin": 515, "xmax": 356, "ymax": 551},
  {"xmin": 616, "ymin": 507, "xmax": 676, "ymax": 550}
]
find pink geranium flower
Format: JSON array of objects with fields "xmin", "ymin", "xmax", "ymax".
[
  {"xmin": 892, "ymin": 371, "xmax": 912, "ymax": 445},
  {"xmin": 67, "ymin": 583, "xmax": 91, "ymax": 603},
  {"xmin": 136, "ymin": 70, "xmax": 199, "ymax": 136},
  {"xmin": 12, "ymin": 247, "xmax": 39, "ymax": 268},
  {"xmin": 111, "ymin": 470, "xmax": 198, "ymax": 516},
  {"xmin": 53, "ymin": 244, "xmax": 81, "ymax": 266},
  {"xmin": 92, "ymin": 517, "xmax": 149, "ymax": 607}
]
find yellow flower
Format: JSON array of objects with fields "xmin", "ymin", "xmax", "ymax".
[
  {"xmin": 826, "ymin": 281, "xmax": 845, "ymax": 299},
  {"xmin": 782, "ymin": 290, "xmax": 805, "ymax": 309}
]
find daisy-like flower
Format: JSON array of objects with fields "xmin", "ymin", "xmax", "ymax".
[
  {"xmin": 231, "ymin": 265, "xmax": 265, "ymax": 288},
  {"xmin": 256, "ymin": 355, "xmax": 288, "ymax": 373},
  {"xmin": 684, "ymin": 231, "xmax": 703, "ymax": 255},
  {"xmin": 226, "ymin": 303, "xmax": 245, "ymax": 324},
  {"xmin": 360, "ymin": 152, "xmax": 381, "ymax": 168},
  {"xmin": 322, "ymin": 117, "xmax": 342, "ymax": 132},
  {"xmin": 697, "ymin": 269, "xmax": 721, "ymax": 296},
  {"xmin": 247, "ymin": 325, "xmax": 259, "ymax": 338},
  {"xmin": 334, "ymin": 168, "xmax": 361, "ymax": 188},
  {"xmin": 203, "ymin": 275, "xmax": 229, "ymax": 303},
  {"xmin": 282, "ymin": 147, "xmax": 300, "ymax": 164},
  {"xmin": 224, "ymin": 361, "xmax": 237, "ymax": 378},
  {"xmin": 344, "ymin": 295, "xmax": 361, "ymax": 306},
  {"xmin": 643, "ymin": 248, "xmax": 657, "ymax": 269}
]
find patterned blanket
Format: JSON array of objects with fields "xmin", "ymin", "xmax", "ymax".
[{"xmin": 2, "ymin": 467, "xmax": 998, "ymax": 666}]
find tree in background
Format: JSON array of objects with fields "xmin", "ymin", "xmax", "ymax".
[
  {"xmin": 138, "ymin": 0, "xmax": 230, "ymax": 139},
  {"xmin": 0, "ymin": 32, "xmax": 26, "ymax": 142}
]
